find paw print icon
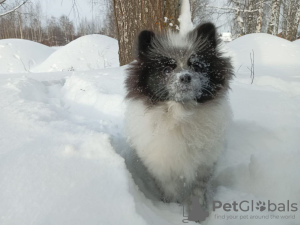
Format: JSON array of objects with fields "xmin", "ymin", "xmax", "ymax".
[{"xmin": 256, "ymin": 201, "xmax": 266, "ymax": 211}]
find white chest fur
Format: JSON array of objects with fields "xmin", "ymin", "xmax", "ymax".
[{"xmin": 125, "ymin": 98, "xmax": 231, "ymax": 200}]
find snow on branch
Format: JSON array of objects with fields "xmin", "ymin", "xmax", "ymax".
[
  {"xmin": 206, "ymin": 5, "xmax": 260, "ymax": 13},
  {"xmin": 0, "ymin": 0, "xmax": 28, "ymax": 17}
]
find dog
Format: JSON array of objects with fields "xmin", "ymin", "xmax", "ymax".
[{"xmin": 124, "ymin": 23, "xmax": 233, "ymax": 207}]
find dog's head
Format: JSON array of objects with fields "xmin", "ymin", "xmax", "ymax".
[{"xmin": 126, "ymin": 23, "xmax": 233, "ymax": 105}]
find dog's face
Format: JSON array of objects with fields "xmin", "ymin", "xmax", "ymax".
[{"xmin": 126, "ymin": 23, "xmax": 233, "ymax": 105}]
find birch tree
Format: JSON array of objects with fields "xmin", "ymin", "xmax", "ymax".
[
  {"xmin": 246, "ymin": 0, "xmax": 256, "ymax": 33},
  {"xmin": 267, "ymin": 0, "xmax": 281, "ymax": 35},
  {"xmin": 292, "ymin": 4, "xmax": 300, "ymax": 39},
  {"xmin": 227, "ymin": 0, "xmax": 260, "ymax": 36},
  {"xmin": 256, "ymin": 0, "xmax": 264, "ymax": 32},
  {"xmin": 283, "ymin": 0, "xmax": 300, "ymax": 40},
  {"xmin": 290, "ymin": 0, "xmax": 300, "ymax": 40}
]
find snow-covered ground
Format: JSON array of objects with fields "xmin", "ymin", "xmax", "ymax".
[
  {"xmin": 0, "ymin": 39, "xmax": 55, "ymax": 73},
  {"xmin": 32, "ymin": 35, "xmax": 119, "ymax": 72},
  {"xmin": 293, "ymin": 38, "xmax": 300, "ymax": 46},
  {"xmin": 0, "ymin": 35, "xmax": 119, "ymax": 74},
  {"xmin": 0, "ymin": 34, "xmax": 299, "ymax": 225}
]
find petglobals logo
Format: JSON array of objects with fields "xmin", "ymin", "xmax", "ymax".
[
  {"xmin": 182, "ymin": 198, "xmax": 299, "ymax": 223},
  {"xmin": 213, "ymin": 200, "xmax": 298, "ymax": 212}
]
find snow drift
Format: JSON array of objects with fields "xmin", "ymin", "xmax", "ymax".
[
  {"xmin": 293, "ymin": 39, "xmax": 300, "ymax": 46},
  {"xmin": 0, "ymin": 33, "xmax": 299, "ymax": 225},
  {"xmin": 32, "ymin": 35, "xmax": 119, "ymax": 72},
  {"xmin": 228, "ymin": 33, "xmax": 300, "ymax": 82},
  {"xmin": 0, "ymin": 39, "xmax": 55, "ymax": 74}
]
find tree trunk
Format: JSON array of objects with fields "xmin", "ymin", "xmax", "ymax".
[
  {"xmin": 113, "ymin": 0, "xmax": 181, "ymax": 66},
  {"xmin": 232, "ymin": 0, "xmax": 245, "ymax": 36},
  {"xmin": 163, "ymin": 0, "xmax": 180, "ymax": 30},
  {"xmin": 291, "ymin": 1, "xmax": 300, "ymax": 40},
  {"xmin": 256, "ymin": 0, "xmax": 264, "ymax": 33},
  {"xmin": 268, "ymin": 0, "xmax": 281, "ymax": 35},
  {"xmin": 246, "ymin": 0, "xmax": 258, "ymax": 34},
  {"xmin": 281, "ymin": 0, "xmax": 288, "ymax": 37},
  {"xmin": 286, "ymin": 0, "xmax": 298, "ymax": 40},
  {"xmin": 274, "ymin": 0, "xmax": 281, "ymax": 34},
  {"xmin": 17, "ymin": 12, "xmax": 23, "ymax": 39}
]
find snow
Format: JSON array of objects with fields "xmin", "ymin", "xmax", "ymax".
[
  {"xmin": 178, "ymin": 0, "xmax": 194, "ymax": 36},
  {"xmin": 0, "ymin": 35, "xmax": 119, "ymax": 74},
  {"xmin": 0, "ymin": 33, "xmax": 300, "ymax": 225},
  {"xmin": 0, "ymin": 39, "xmax": 55, "ymax": 73},
  {"xmin": 228, "ymin": 33, "xmax": 300, "ymax": 82},
  {"xmin": 220, "ymin": 32, "xmax": 232, "ymax": 42},
  {"xmin": 32, "ymin": 35, "xmax": 119, "ymax": 72},
  {"xmin": 293, "ymin": 39, "xmax": 300, "ymax": 46}
]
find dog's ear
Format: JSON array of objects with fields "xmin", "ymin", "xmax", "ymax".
[
  {"xmin": 194, "ymin": 22, "xmax": 218, "ymax": 48},
  {"xmin": 137, "ymin": 30, "xmax": 155, "ymax": 57}
]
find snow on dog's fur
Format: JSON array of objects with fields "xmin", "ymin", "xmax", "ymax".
[{"xmin": 125, "ymin": 23, "xmax": 234, "ymax": 206}]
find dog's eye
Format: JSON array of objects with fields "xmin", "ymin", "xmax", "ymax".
[
  {"xmin": 192, "ymin": 64, "xmax": 203, "ymax": 73},
  {"xmin": 163, "ymin": 66, "xmax": 173, "ymax": 75}
]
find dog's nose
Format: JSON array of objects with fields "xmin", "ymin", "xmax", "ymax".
[{"xmin": 179, "ymin": 74, "xmax": 191, "ymax": 84}]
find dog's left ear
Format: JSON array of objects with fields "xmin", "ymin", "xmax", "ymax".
[
  {"xmin": 137, "ymin": 30, "xmax": 155, "ymax": 58},
  {"xmin": 193, "ymin": 22, "xmax": 218, "ymax": 48}
]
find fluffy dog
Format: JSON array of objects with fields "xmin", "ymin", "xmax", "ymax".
[{"xmin": 124, "ymin": 23, "xmax": 233, "ymax": 206}]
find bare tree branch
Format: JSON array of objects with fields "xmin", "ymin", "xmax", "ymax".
[
  {"xmin": 247, "ymin": 50, "xmax": 255, "ymax": 84},
  {"xmin": 0, "ymin": 0, "xmax": 28, "ymax": 17},
  {"xmin": 207, "ymin": 5, "xmax": 260, "ymax": 13}
]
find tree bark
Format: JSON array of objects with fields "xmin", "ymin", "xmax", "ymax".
[
  {"xmin": 291, "ymin": 1, "xmax": 300, "ymax": 40},
  {"xmin": 17, "ymin": 12, "xmax": 23, "ymax": 39},
  {"xmin": 256, "ymin": 0, "xmax": 264, "ymax": 33},
  {"xmin": 232, "ymin": 0, "xmax": 245, "ymax": 36},
  {"xmin": 113, "ymin": 0, "xmax": 181, "ymax": 66},
  {"xmin": 281, "ymin": 0, "xmax": 288, "ymax": 37},
  {"xmin": 286, "ymin": 0, "xmax": 299, "ymax": 40},
  {"xmin": 247, "ymin": 0, "xmax": 256, "ymax": 34},
  {"xmin": 268, "ymin": 0, "xmax": 281, "ymax": 35}
]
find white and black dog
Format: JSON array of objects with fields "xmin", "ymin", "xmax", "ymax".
[{"xmin": 124, "ymin": 23, "xmax": 233, "ymax": 206}]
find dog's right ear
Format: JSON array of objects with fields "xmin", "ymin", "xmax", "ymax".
[
  {"xmin": 194, "ymin": 23, "xmax": 218, "ymax": 48},
  {"xmin": 138, "ymin": 30, "xmax": 155, "ymax": 57}
]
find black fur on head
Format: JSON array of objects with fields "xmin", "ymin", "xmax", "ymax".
[{"xmin": 125, "ymin": 22, "xmax": 234, "ymax": 106}]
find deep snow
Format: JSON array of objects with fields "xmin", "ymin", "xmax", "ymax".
[
  {"xmin": 33, "ymin": 35, "xmax": 119, "ymax": 72},
  {"xmin": 293, "ymin": 38, "xmax": 300, "ymax": 46},
  {"xmin": 0, "ymin": 33, "xmax": 299, "ymax": 225},
  {"xmin": 0, "ymin": 39, "xmax": 55, "ymax": 73}
]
